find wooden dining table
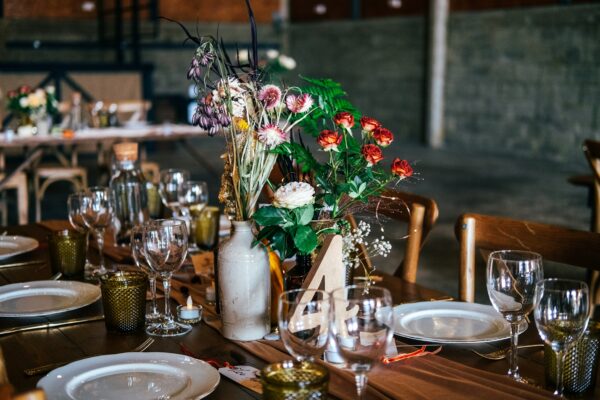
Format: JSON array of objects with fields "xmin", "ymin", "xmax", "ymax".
[{"xmin": 0, "ymin": 223, "xmax": 596, "ymax": 399}]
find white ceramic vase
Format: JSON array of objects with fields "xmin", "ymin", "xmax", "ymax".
[
  {"xmin": 218, "ymin": 220, "xmax": 270, "ymax": 341},
  {"xmin": 34, "ymin": 115, "xmax": 52, "ymax": 136}
]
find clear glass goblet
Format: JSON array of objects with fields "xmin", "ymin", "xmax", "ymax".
[
  {"xmin": 330, "ymin": 285, "xmax": 394, "ymax": 400},
  {"xmin": 80, "ymin": 187, "xmax": 114, "ymax": 275},
  {"xmin": 487, "ymin": 250, "xmax": 543, "ymax": 383},
  {"xmin": 178, "ymin": 180, "xmax": 208, "ymax": 252},
  {"xmin": 67, "ymin": 192, "xmax": 93, "ymax": 272},
  {"xmin": 278, "ymin": 289, "xmax": 329, "ymax": 363},
  {"xmin": 534, "ymin": 279, "xmax": 590, "ymax": 397},
  {"xmin": 158, "ymin": 169, "xmax": 190, "ymax": 218},
  {"xmin": 131, "ymin": 224, "xmax": 161, "ymax": 323},
  {"xmin": 143, "ymin": 218, "xmax": 191, "ymax": 337}
]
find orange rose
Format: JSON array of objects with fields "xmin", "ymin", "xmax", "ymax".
[
  {"xmin": 360, "ymin": 116, "xmax": 380, "ymax": 132},
  {"xmin": 317, "ymin": 130, "xmax": 343, "ymax": 151},
  {"xmin": 372, "ymin": 127, "xmax": 394, "ymax": 147},
  {"xmin": 361, "ymin": 144, "xmax": 383, "ymax": 166},
  {"xmin": 334, "ymin": 112, "xmax": 354, "ymax": 129},
  {"xmin": 391, "ymin": 158, "xmax": 413, "ymax": 178}
]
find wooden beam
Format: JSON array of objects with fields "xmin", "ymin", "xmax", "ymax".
[{"xmin": 426, "ymin": 0, "xmax": 448, "ymax": 148}]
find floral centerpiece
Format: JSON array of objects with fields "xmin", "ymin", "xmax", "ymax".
[{"xmin": 6, "ymin": 85, "xmax": 58, "ymax": 135}]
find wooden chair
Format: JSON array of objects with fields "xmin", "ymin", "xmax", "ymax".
[
  {"xmin": 582, "ymin": 139, "xmax": 600, "ymax": 304},
  {"xmin": 0, "ymin": 172, "xmax": 28, "ymax": 225},
  {"xmin": 356, "ymin": 189, "xmax": 439, "ymax": 283},
  {"xmin": 34, "ymin": 166, "xmax": 87, "ymax": 222},
  {"xmin": 455, "ymin": 213, "xmax": 600, "ymax": 302}
]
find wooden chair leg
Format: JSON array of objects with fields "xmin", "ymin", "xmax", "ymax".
[
  {"xmin": 15, "ymin": 175, "xmax": 28, "ymax": 225},
  {"xmin": 34, "ymin": 174, "xmax": 42, "ymax": 223}
]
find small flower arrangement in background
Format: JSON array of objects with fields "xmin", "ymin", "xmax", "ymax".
[{"xmin": 6, "ymin": 85, "xmax": 58, "ymax": 124}]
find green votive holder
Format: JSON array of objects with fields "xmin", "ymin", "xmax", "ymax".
[
  {"xmin": 261, "ymin": 361, "xmax": 329, "ymax": 400},
  {"xmin": 100, "ymin": 271, "xmax": 148, "ymax": 333},
  {"xmin": 48, "ymin": 229, "xmax": 86, "ymax": 278},
  {"xmin": 194, "ymin": 206, "xmax": 220, "ymax": 251},
  {"xmin": 544, "ymin": 321, "xmax": 600, "ymax": 396}
]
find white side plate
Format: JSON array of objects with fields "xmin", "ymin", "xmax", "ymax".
[
  {"xmin": 0, "ymin": 236, "xmax": 39, "ymax": 260},
  {"xmin": 0, "ymin": 281, "xmax": 100, "ymax": 317},
  {"xmin": 393, "ymin": 301, "xmax": 527, "ymax": 344},
  {"xmin": 38, "ymin": 352, "xmax": 221, "ymax": 400}
]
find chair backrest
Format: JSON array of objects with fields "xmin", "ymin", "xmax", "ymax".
[
  {"xmin": 583, "ymin": 139, "xmax": 600, "ymax": 232},
  {"xmin": 356, "ymin": 189, "xmax": 439, "ymax": 283},
  {"xmin": 455, "ymin": 213, "xmax": 600, "ymax": 302}
]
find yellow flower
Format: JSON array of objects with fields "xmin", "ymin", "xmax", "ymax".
[{"xmin": 234, "ymin": 117, "xmax": 249, "ymax": 132}]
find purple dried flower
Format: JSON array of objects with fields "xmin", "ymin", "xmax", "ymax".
[{"xmin": 199, "ymin": 52, "xmax": 215, "ymax": 66}]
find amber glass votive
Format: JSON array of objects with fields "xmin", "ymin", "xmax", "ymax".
[
  {"xmin": 194, "ymin": 206, "xmax": 220, "ymax": 251},
  {"xmin": 48, "ymin": 229, "xmax": 86, "ymax": 278},
  {"xmin": 100, "ymin": 271, "xmax": 148, "ymax": 333},
  {"xmin": 261, "ymin": 361, "xmax": 329, "ymax": 400}
]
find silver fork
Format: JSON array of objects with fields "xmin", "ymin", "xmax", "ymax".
[
  {"xmin": 24, "ymin": 338, "xmax": 155, "ymax": 376},
  {"xmin": 471, "ymin": 344, "xmax": 543, "ymax": 360}
]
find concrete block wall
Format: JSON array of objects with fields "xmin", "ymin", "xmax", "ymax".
[{"xmin": 445, "ymin": 4, "xmax": 600, "ymax": 161}]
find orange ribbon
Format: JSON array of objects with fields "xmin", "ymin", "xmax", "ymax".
[{"xmin": 382, "ymin": 345, "xmax": 442, "ymax": 364}]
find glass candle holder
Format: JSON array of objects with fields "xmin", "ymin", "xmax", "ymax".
[
  {"xmin": 176, "ymin": 303, "xmax": 202, "ymax": 325},
  {"xmin": 100, "ymin": 271, "xmax": 148, "ymax": 333},
  {"xmin": 544, "ymin": 321, "xmax": 600, "ymax": 396},
  {"xmin": 48, "ymin": 229, "xmax": 86, "ymax": 278},
  {"xmin": 194, "ymin": 206, "xmax": 220, "ymax": 251},
  {"xmin": 261, "ymin": 360, "xmax": 329, "ymax": 400}
]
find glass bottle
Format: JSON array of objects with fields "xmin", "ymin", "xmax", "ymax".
[
  {"xmin": 284, "ymin": 253, "xmax": 312, "ymax": 293},
  {"xmin": 109, "ymin": 142, "xmax": 149, "ymax": 245}
]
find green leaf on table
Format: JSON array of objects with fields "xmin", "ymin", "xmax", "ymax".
[{"xmin": 293, "ymin": 225, "xmax": 319, "ymax": 254}]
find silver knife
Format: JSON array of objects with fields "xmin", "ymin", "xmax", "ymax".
[
  {"xmin": 0, "ymin": 315, "xmax": 104, "ymax": 336},
  {"xmin": 0, "ymin": 260, "xmax": 45, "ymax": 270}
]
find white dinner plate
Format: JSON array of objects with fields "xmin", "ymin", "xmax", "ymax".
[
  {"xmin": 38, "ymin": 352, "xmax": 221, "ymax": 400},
  {"xmin": 393, "ymin": 301, "xmax": 528, "ymax": 344},
  {"xmin": 0, "ymin": 236, "xmax": 39, "ymax": 260},
  {"xmin": 0, "ymin": 281, "xmax": 100, "ymax": 317}
]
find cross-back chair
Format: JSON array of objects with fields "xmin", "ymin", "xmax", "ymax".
[
  {"xmin": 360, "ymin": 189, "xmax": 439, "ymax": 282},
  {"xmin": 455, "ymin": 213, "xmax": 600, "ymax": 302}
]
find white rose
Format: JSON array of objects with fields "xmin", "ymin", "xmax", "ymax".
[
  {"xmin": 19, "ymin": 97, "xmax": 29, "ymax": 108},
  {"xmin": 273, "ymin": 182, "xmax": 315, "ymax": 209}
]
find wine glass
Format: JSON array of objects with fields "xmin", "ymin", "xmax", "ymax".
[
  {"xmin": 534, "ymin": 279, "xmax": 590, "ymax": 397},
  {"xmin": 81, "ymin": 187, "xmax": 114, "ymax": 275},
  {"xmin": 143, "ymin": 218, "xmax": 191, "ymax": 337},
  {"xmin": 67, "ymin": 192, "xmax": 93, "ymax": 272},
  {"xmin": 131, "ymin": 224, "xmax": 161, "ymax": 323},
  {"xmin": 178, "ymin": 180, "xmax": 208, "ymax": 252},
  {"xmin": 330, "ymin": 285, "xmax": 394, "ymax": 399},
  {"xmin": 487, "ymin": 250, "xmax": 543, "ymax": 383},
  {"xmin": 158, "ymin": 169, "xmax": 190, "ymax": 217},
  {"xmin": 278, "ymin": 289, "xmax": 329, "ymax": 363}
]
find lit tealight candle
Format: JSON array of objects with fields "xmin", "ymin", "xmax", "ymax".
[{"xmin": 177, "ymin": 295, "xmax": 202, "ymax": 324}]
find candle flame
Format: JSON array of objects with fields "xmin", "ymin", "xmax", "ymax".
[{"xmin": 186, "ymin": 295, "xmax": 193, "ymax": 309}]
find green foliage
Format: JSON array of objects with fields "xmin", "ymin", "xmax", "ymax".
[
  {"xmin": 294, "ymin": 76, "xmax": 361, "ymax": 136},
  {"xmin": 254, "ymin": 204, "xmax": 317, "ymax": 259}
]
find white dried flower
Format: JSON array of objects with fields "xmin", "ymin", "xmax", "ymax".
[
  {"xmin": 273, "ymin": 182, "xmax": 315, "ymax": 209},
  {"xmin": 257, "ymin": 124, "xmax": 288, "ymax": 148}
]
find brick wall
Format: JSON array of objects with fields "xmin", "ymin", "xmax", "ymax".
[{"xmin": 445, "ymin": 4, "xmax": 600, "ymax": 161}]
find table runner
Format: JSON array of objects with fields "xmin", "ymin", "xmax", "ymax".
[{"xmin": 168, "ymin": 278, "xmax": 555, "ymax": 400}]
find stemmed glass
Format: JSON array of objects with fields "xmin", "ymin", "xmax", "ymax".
[
  {"xmin": 330, "ymin": 285, "xmax": 394, "ymax": 399},
  {"xmin": 158, "ymin": 169, "xmax": 190, "ymax": 217},
  {"xmin": 143, "ymin": 218, "xmax": 191, "ymax": 337},
  {"xmin": 178, "ymin": 180, "xmax": 208, "ymax": 252},
  {"xmin": 278, "ymin": 289, "xmax": 330, "ymax": 363},
  {"xmin": 80, "ymin": 187, "xmax": 114, "ymax": 275},
  {"xmin": 487, "ymin": 250, "xmax": 543, "ymax": 383},
  {"xmin": 67, "ymin": 192, "xmax": 92, "ymax": 272},
  {"xmin": 131, "ymin": 224, "xmax": 161, "ymax": 323},
  {"xmin": 534, "ymin": 279, "xmax": 590, "ymax": 397}
]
